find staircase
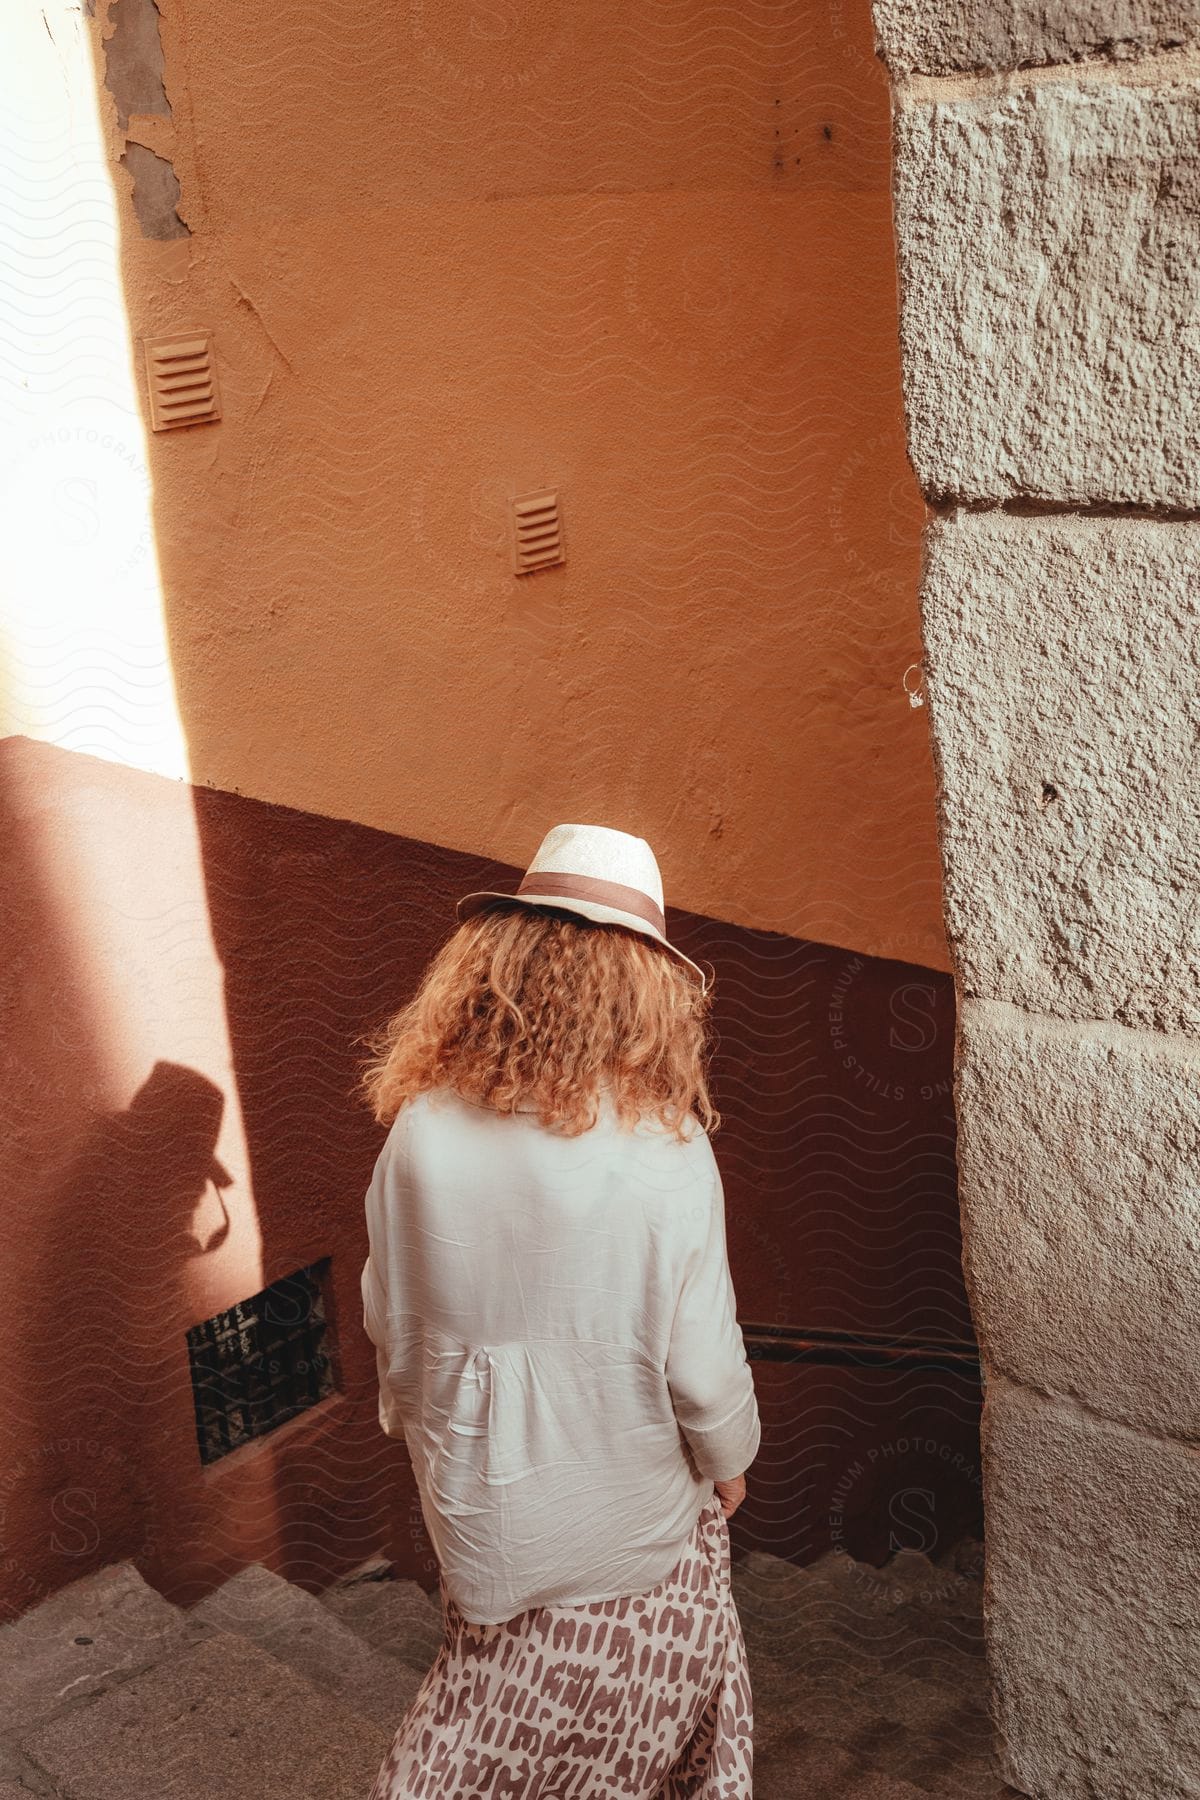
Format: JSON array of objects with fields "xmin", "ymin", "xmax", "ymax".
[{"xmin": 0, "ymin": 1539, "xmax": 1020, "ymax": 1799}]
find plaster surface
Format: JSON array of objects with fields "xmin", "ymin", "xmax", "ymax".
[{"xmin": 82, "ymin": 0, "xmax": 948, "ymax": 972}]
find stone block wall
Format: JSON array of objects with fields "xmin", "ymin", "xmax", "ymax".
[{"xmin": 871, "ymin": 10, "xmax": 1200, "ymax": 1797}]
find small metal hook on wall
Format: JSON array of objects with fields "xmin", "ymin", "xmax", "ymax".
[{"xmin": 902, "ymin": 662, "xmax": 926, "ymax": 708}]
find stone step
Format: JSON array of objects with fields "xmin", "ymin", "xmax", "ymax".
[
  {"xmin": 311, "ymin": 1544, "xmax": 1003, "ymax": 1797},
  {"xmin": 333, "ymin": 1553, "xmax": 393, "ymax": 1585},
  {"xmin": 737, "ymin": 1541, "xmax": 984, "ymax": 1604},
  {"xmin": 732, "ymin": 1550, "xmax": 987, "ymax": 1684},
  {"xmin": 733, "ymin": 1548, "xmax": 987, "ymax": 1637},
  {"xmin": 833, "ymin": 1713, "xmax": 1010, "ymax": 1800},
  {"xmin": 320, "ymin": 1568, "xmax": 444, "ymax": 1674},
  {"xmin": 744, "ymin": 1626, "xmax": 990, "ymax": 1735},
  {"xmin": 0, "ymin": 1743, "xmax": 51, "ymax": 1800},
  {"xmin": 0, "ymin": 1561, "xmax": 209, "ymax": 1736},
  {"xmin": 756, "ymin": 1706, "xmax": 1014, "ymax": 1800},
  {"xmin": 311, "ymin": 1548, "xmax": 1004, "ymax": 1799},
  {"xmin": 749, "ymin": 1645, "xmax": 1006, "ymax": 1798},
  {"xmin": 754, "ymin": 1720, "xmax": 942, "ymax": 1799},
  {"xmin": 734, "ymin": 1540, "xmax": 993, "ymax": 1749},
  {"xmin": 17, "ymin": 1627, "xmax": 391, "ymax": 1800},
  {"xmin": 729, "ymin": 1544, "xmax": 1003, "ymax": 1800},
  {"xmin": 190, "ymin": 1561, "xmax": 425, "ymax": 1730},
  {"xmin": 0, "ymin": 1545, "xmax": 1004, "ymax": 1800}
]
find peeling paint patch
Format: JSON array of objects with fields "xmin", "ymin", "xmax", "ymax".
[
  {"xmin": 102, "ymin": 0, "xmax": 190, "ymax": 239},
  {"xmin": 103, "ymin": 0, "xmax": 171, "ymax": 129},
  {"xmin": 120, "ymin": 141, "xmax": 190, "ymax": 239}
]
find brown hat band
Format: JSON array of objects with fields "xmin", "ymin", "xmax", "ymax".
[{"xmin": 517, "ymin": 870, "xmax": 667, "ymax": 937}]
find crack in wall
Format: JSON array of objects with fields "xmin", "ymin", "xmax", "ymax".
[
  {"xmin": 984, "ymin": 1367, "xmax": 1200, "ymax": 1451},
  {"xmin": 927, "ymin": 494, "xmax": 1200, "ymax": 521},
  {"xmin": 894, "ymin": 39, "xmax": 1200, "ymax": 107}
]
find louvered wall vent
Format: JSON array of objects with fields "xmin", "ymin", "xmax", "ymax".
[
  {"xmin": 143, "ymin": 331, "xmax": 221, "ymax": 431},
  {"xmin": 510, "ymin": 488, "xmax": 564, "ymax": 574}
]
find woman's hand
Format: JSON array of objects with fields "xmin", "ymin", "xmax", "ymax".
[{"xmin": 713, "ymin": 1474, "xmax": 746, "ymax": 1519}]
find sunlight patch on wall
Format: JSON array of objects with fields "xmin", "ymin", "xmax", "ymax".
[
  {"xmin": 0, "ymin": 5, "xmax": 262, "ymax": 1300},
  {"xmin": 0, "ymin": 1, "xmax": 189, "ymax": 781}
]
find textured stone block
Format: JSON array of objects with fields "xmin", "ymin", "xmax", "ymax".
[
  {"xmin": 982, "ymin": 1378, "xmax": 1200, "ymax": 1799},
  {"xmin": 893, "ymin": 83, "xmax": 1200, "ymax": 506},
  {"xmin": 957, "ymin": 999, "xmax": 1200, "ymax": 1437},
  {"xmin": 0, "ymin": 1778, "xmax": 44, "ymax": 1800},
  {"xmin": 873, "ymin": 0, "xmax": 1200, "ymax": 79},
  {"xmin": 919, "ymin": 511, "xmax": 1200, "ymax": 1031},
  {"xmin": 0, "ymin": 1560, "xmax": 203, "ymax": 1734},
  {"xmin": 322, "ymin": 1572, "xmax": 444, "ymax": 1673},
  {"xmin": 19, "ymin": 1628, "xmax": 388, "ymax": 1800},
  {"xmin": 753, "ymin": 1722, "xmax": 937, "ymax": 1798},
  {"xmin": 190, "ymin": 1562, "xmax": 423, "ymax": 1728}
]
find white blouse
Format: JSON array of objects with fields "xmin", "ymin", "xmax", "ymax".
[{"xmin": 360, "ymin": 1084, "xmax": 761, "ymax": 1625}]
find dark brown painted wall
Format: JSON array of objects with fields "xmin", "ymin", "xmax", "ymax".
[{"xmin": 1, "ymin": 736, "xmax": 976, "ymax": 1620}]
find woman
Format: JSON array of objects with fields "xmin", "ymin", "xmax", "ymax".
[{"xmin": 356, "ymin": 823, "xmax": 760, "ymax": 1798}]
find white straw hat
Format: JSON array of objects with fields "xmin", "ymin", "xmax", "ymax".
[{"xmin": 456, "ymin": 823, "xmax": 711, "ymax": 994}]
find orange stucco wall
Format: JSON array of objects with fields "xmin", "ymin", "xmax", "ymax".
[{"xmin": 96, "ymin": 0, "xmax": 948, "ymax": 973}]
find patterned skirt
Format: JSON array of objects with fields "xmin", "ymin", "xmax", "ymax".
[{"xmin": 366, "ymin": 1492, "xmax": 753, "ymax": 1799}]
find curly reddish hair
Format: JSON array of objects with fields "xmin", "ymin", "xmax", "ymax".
[{"xmin": 355, "ymin": 903, "xmax": 718, "ymax": 1141}]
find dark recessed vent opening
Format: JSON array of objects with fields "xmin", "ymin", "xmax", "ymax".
[{"xmin": 186, "ymin": 1261, "xmax": 336, "ymax": 1466}]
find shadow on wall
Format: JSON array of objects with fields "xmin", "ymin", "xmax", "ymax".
[
  {"xmin": 0, "ymin": 733, "xmax": 980, "ymax": 1622},
  {"xmin": 0, "ymin": 741, "xmax": 237, "ymax": 1617},
  {"xmin": 674, "ymin": 910, "xmax": 982, "ymax": 1570},
  {"xmin": 4, "ymin": 1063, "xmax": 233, "ymax": 1622}
]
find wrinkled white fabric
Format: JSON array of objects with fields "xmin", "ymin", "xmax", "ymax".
[{"xmin": 360, "ymin": 1085, "xmax": 761, "ymax": 1625}]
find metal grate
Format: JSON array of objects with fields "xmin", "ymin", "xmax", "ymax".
[{"xmin": 186, "ymin": 1262, "xmax": 335, "ymax": 1466}]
